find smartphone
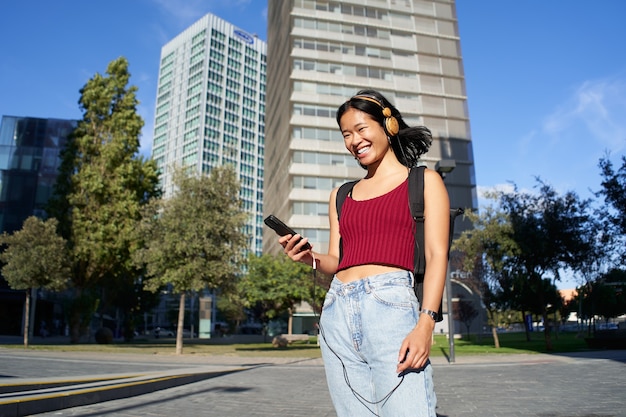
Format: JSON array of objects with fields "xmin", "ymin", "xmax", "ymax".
[{"xmin": 264, "ymin": 215, "xmax": 312, "ymax": 251}]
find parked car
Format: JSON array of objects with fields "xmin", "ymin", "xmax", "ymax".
[{"xmin": 153, "ymin": 327, "xmax": 175, "ymax": 338}]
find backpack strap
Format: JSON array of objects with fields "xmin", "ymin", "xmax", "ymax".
[
  {"xmin": 410, "ymin": 166, "xmax": 444, "ymax": 322},
  {"xmin": 409, "ymin": 166, "xmax": 426, "ymax": 278},
  {"xmin": 336, "ymin": 180, "xmax": 357, "ymax": 220},
  {"xmin": 335, "ymin": 180, "xmax": 359, "ymax": 264}
]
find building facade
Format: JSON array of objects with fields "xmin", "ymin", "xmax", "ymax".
[
  {"xmin": 152, "ymin": 14, "xmax": 267, "ymax": 254},
  {"xmin": 0, "ymin": 115, "xmax": 76, "ymax": 336},
  {"xmin": 264, "ymin": 0, "xmax": 481, "ymax": 335},
  {"xmin": 264, "ymin": 0, "xmax": 477, "ymax": 256}
]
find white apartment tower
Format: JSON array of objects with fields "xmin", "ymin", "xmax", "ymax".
[
  {"xmin": 152, "ymin": 14, "xmax": 267, "ymax": 254},
  {"xmin": 264, "ymin": 0, "xmax": 477, "ymax": 254}
]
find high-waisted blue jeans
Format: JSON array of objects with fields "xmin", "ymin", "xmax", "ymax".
[{"xmin": 319, "ymin": 270, "xmax": 437, "ymax": 417}]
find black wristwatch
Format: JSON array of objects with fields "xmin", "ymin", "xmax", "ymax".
[{"xmin": 420, "ymin": 308, "xmax": 438, "ymax": 322}]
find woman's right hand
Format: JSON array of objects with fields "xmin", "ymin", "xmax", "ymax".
[{"xmin": 279, "ymin": 234, "xmax": 314, "ymax": 266}]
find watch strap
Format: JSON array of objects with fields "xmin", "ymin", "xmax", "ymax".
[{"xmin": 420, "ymin": 308, "xmax": 438, "ymax": 322}]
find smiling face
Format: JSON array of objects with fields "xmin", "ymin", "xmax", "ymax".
[{"xmin": 340, "ymin": 107, "xmax": 391, "ymax": 168}]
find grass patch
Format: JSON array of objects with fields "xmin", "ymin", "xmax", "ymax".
[
  {"xmin": 0, "ymin": 336, "xmax": 324, "ymax": 358},
  {"xmin": 0, "ymin": 332, "xmax": 591, "ymax": 358},
  {"xmin": 431, "ymin": 331, "xmax": 589, "ymax": 357}
]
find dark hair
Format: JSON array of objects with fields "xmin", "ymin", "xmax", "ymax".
[{"xmin": 336, "ymin": 89, "xmax": 432, "ymax": 168}]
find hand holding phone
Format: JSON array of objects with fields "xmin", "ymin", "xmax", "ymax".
[{"xmin": 264, "ymin": 215, "xmax": 312, "ymax": 251}]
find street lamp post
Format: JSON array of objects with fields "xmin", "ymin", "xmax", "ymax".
[
  {"xmin": 435, "ymin": 159, "xmax": 457, "ymax": 364},
  {"xmin": 444, "ymin": 254, "xmax": 455, "ymax": 363}
]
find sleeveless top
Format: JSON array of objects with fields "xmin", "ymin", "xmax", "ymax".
[{"xmin": 336, "ymin": 179, "xmax": 414, "ymax": 272}]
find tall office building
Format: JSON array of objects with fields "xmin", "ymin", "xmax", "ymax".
[
  {"xmin": 264, "ymin": 0, "xmax": 477, "ymax": 255},
  {"xmin": 152, "ymin": 14, "xmax": 267, "ymax": 254}
]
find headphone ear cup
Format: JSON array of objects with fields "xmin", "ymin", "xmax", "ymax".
[
  {"xmin": 385, "ymin": 114, "xmax": 399, "ymax": 136},
  {"xmin": 353, "ymin": 96, "xmax": 400, "ymax": 136},
  {"xmin": 381, "ymin": 106, "xmax": 399, "ymax": 136}
]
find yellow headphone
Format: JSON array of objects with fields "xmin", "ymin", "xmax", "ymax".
[{"xmin": 352, "ymin": 95, "xmax": 400, "ymax": 136}]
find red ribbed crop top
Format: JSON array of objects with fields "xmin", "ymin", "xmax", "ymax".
[{"xmin": 336, "ymin": 179, "xmax": 414, "ymax": 272}]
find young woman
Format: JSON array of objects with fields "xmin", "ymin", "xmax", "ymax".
[{"xmin": 279, "ymin": 89, "xmax": 450, "ymax": 417}]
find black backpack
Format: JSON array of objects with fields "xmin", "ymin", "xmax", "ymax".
[{"xmin": 336, "ymin": 166, "xmax": 463, "ymax": 322}]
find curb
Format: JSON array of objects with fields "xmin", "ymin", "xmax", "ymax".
[{"xmin": 0, "ymin": 366, "xmax": 244, "ymax": 417}]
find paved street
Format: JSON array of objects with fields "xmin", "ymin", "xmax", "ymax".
[{"xmin": 0, "ymin": 347, "xmax": 624, "ymax": 417}]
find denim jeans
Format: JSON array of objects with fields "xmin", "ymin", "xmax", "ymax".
[{"xmin": 319, "ymin": 270, "xmax": 437, "ymax": 417}]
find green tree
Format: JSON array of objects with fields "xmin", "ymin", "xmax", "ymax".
[
  {"xmin": 48, "ymin": 57, "xmax": 161, "ymax": 342},
  {"xmin": 0, "ymin": 217, "xmax": 69, "ymax": 347},
  {"xmin": 452, "ymin": 203, "xmax": 518, "ymax": 348},
  {"xmin": 497, "ymin": 180, "xmax": 592, "ymax": 350},
  {"xmin": 241, "ymin": 253, "xmax": 316, "ymax": 336},
  {"xmin": 134, "ymin": 165, "xmax": 248, "ymax": 355},
  {"xmin": 597, "ymin": 155, "xmax": 626, "ymax": 264},
  {"xmin": 573, "ymin": 213, "xmax": 609, "ymax": 310},
  {"xmin": 593, "ymin": 269, "xmax": 626, "ymax": 323}
]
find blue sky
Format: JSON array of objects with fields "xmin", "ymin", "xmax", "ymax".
[
  {"xmin": 1, "ymin": 1, "xmax": 625, "ymax": 287},
  {"xmin": 457, "ymin": 1, "xmax": 626, "ymax": 203},
  {"xmin": 2, "ymin": 0, "xmax": 624, "ymax": 201}
]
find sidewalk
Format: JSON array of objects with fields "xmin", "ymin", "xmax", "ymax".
[{"xmin": 1, "ymin": 343, "xmax": 625, "ymax": 416}]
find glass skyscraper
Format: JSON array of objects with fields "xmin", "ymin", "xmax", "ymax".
[
  {"xmin": 0, "ymin": 115, "xmax": 76, "ymax": 335},
  {"xmin": 152, "ymin": 14, "xmax": 267, "ymax": 254},
  {"xmin": 264, "ymin": 0, "xmax": 477, "ymax": 255},
  {"xmin": 0, "ymin": 116, "xmax": 76, "ymax": 234}
]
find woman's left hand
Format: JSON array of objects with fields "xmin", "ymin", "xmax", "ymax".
[{"xmin": 396, "ymin": 318, "xmax": 435, "ymax": 374}]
